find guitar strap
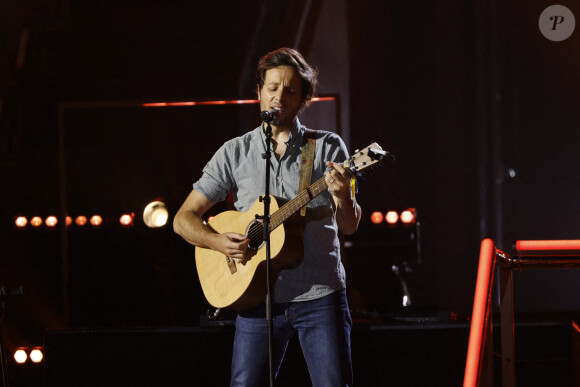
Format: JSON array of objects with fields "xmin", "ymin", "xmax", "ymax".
[{"xmin": 298, "ymin": 129, "xmax": 316, "ymax": 216}]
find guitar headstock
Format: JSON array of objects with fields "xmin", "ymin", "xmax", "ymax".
[{"xmin": 343, "ymin": 142, "xmax": 393, "ymax": 176}]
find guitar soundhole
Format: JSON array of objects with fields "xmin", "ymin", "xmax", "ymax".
[{"xmin": 246, "ymin": 220, "xmax": 265, "ymax": 251}]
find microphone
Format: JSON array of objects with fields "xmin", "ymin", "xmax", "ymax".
[{"xmin": 260, "ymin": 108, "xmax": 280, "ymax": 123}]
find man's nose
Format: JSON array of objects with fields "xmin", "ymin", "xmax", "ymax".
[{"xmin": 274, "ymin": 88, "xmax": 286, "ymax": 101}]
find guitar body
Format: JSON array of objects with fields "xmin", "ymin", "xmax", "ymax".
[
  {"xmin": 195, "ymin": 196, "xmax": 303, "ymax": 312},
  {"xmin": 193, "ymin": 142, "xmax": 387, "ymax": 313}
]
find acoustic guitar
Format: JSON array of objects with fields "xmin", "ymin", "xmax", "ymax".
[{"xmin": 195, "ymin": 142, "xmax": 388, "ymax": 312}]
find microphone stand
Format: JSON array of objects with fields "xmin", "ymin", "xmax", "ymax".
[{"xmin": 258, "ymin": 121, "xmax": 275, "ymax": 387}]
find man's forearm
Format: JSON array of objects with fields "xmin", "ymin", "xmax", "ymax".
[{"xmin": 334, "ymin": 197, "xmax": 361, "ymax": 235}]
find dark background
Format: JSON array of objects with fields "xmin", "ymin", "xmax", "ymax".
[{"xmin": 1, "ymin": 0, "xmax": 580, "ymax": 384}]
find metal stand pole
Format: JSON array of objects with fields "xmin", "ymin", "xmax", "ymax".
[{"xmin": 260, "ymin": 122, "xmax": 275, "ymax": 387}]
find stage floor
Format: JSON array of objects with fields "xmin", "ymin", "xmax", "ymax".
[{"xmin": 32, "ymin": 315, "xmax": 579, "ymax": 387}]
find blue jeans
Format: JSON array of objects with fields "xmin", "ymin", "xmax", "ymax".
[{"xmin": 230, "ymin": 289, "xmax": 353, "ymax": 387}]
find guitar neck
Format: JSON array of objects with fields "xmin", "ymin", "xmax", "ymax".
[
  {"xmin": 267, "ymin": 141, "xmax": 386, "ymax": 230},
  {"xmin": 270, "ymin": 176, "xmax": 328, "ymax": 230}
]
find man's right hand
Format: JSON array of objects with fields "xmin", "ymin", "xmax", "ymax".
[{"xmin": 215, "ymin": 232, "xmax": 250, "ymax": 263}]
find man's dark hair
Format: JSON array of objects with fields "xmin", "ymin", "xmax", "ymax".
[{"xmin": 256, "ymin": 47, "xmax": 318, "ymax": 105}]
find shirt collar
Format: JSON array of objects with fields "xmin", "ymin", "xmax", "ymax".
[
  {"xmin": 259, "ymin": 117, "xmax": 305, "ymax": 147},
  {"xmin": 287, "ymin": 117, "xmax": 304, "ymax": 147}
]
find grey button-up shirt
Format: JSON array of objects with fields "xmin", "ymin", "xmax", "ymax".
[{"xmin": 193, "ymin": 118, "xmax": 349, "ymax": 303}]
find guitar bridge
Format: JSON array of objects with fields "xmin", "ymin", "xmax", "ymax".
[{"xmin": 226, "ymin": 256, "xmax": 237, "ymax": 274}]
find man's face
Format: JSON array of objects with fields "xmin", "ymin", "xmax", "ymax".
[{"xmin": 258, "ymin": 65, "xmax": 304, "ymax": 128}]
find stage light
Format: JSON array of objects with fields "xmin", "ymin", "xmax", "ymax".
[
  {"xmin": 370, "ymin": 211, "xmax": 384, "ymax": 224},
  {"xmin": 14, "ymin": 350, "xmax": 27, "ymax": 364},
  {"xmin": 119, "ymin": 213, "xmax": 134, "ymax": 227},
  {"xmin": 45, "ymin": 216, "xmax": 58, "ymax": 228},
  {"xmin": 29, "ymin": 349, "xmax": 43, "ymax": 363},
  {"xmin": 143, "ymin": 201, "xmax": 169, "ymax": 228},
  {"xmin": 90, "ymin": 215, "xmax": 103, "ymax": 226},
  {"xmin": 65, "ymin": 216, "xmax": 73, "ymax": 226},
  {"xmin": 15, "ymin": 216, "xmax": 28, "ymax": 228},
  {"xmin": 75, "ymin": 216, "xmax": 88, "ymax": 226},
  {"xmin": 30, "ymin": 216, "xmax": 43, "ymax": 227},
  {"xmin": 385, "ymin": 211, "xmax": 399, "ymax": 224},
  {"xmin": 141, "ymin": 97, "xmax": 334, "ymax": 108},
  {"xmin": 400, "ymin": 208, "xmax": 416, "ymax": 224}
]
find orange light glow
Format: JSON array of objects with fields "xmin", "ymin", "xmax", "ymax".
[
  {"xmin": 90, "ymin": 215, "xmax": 103, "ymax": 226},
  {"xmin": 142, "ymin": 96, "xmax": 334, "ymax": 108},
  {"xmin": 311, "ymin": 97, "xmax": 335, "ymax": 102},
  {"xmin": 29, "ymin": 349, "xmax": 43, "ymax": 363},
  {"xmin": 30, "ymin": 217, "xmax": 43, "ymax": 227},
  {"xmin": 143, "ymin": 201, "xmax": 168, "ymax": 228},
  {"xmin": 463, "ymin": 238, "xmax": 496, "ymax": 387},
  {"xmin": 370, "ymin": 211, "xmax": 384, "ymax": 224},
  {"xmin": 15, "ymin": 216, "xmax": 28, "ymax": 228},
  {"xmin": 14, "ymin": 350, "xmax": 27, "ymax": 364},
  {"xmin": 75, "ymin": 216, "xmax": 88, "ymax": 226},
  {"xmin": 65, "ymin": 216, "xmax": 73, "ymax": 226},
  {"xmin": 45, "ymin": 216, "xmax": 58, "ymax": 228},
  {"xmin": 385, "ymin": 211, "xmax": 399, "ymax": 224},
  {"xmin": 515, "ymin": 240, "xmax": 580, "ymax": 251},
  {"xmin": 119, "ymin": 213, "xmax": 134, "ymax": 226},
  {"xmin": 142, "ymin": 99, "xmax": 260, "ymax": 107},
  {"xmin": 400, "ymin": 209, "xmax": 416, "ymax": 224}
]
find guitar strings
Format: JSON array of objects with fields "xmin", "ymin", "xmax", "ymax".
[
  {"xmin": 243, "ymin": 154, "xmax": 370, "ymax": 242},
  {"xmin": 244, "ymin": 177, "xmax": 329, "ymax": 242}
]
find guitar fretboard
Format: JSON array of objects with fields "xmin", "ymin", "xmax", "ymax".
[
  {"xmin": 265, "ymin": 142, "xmax": 384, "ymax": 231},
  {"xmin": 270, "ymin": 177, "xmax": 328, "ymax": 230}
]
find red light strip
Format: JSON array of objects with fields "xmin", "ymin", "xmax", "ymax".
[
  {"xmin": 463, "ymin": 238, "xmax": 496, "ymax": 387},
  {"xmin": 515, "ymin": 240, "xmax": 580, "ymax": 251},
  {"xmin": 142, "ymin": 99, "xmax": 258, "ymax": 107},
  {"xmin": 142, "ymin": 96, "xmax": 334, "ymax": 107}
]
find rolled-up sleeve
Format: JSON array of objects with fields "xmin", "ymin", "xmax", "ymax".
[{"xmin": 192, "ymin": 142, "xmax": 235, "ymax": 203}]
